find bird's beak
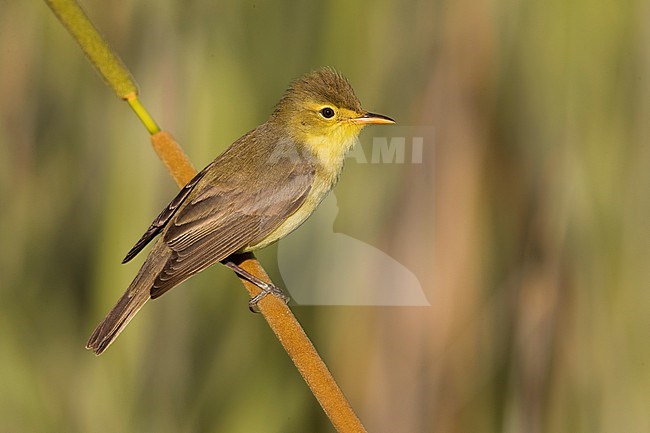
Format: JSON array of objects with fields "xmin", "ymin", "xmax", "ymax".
[{"xmin": 351, "ymin": 112, "xmax": 396, "ymax": 125}]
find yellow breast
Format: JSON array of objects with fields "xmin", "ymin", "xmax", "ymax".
[{"xmin": 246, "ymin": 134, "xmax": 357, "ymax": 251}]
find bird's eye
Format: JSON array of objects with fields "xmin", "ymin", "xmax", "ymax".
[{"xmin": 319, "ymin": 107, "xmax": 335, "ymax": 119}]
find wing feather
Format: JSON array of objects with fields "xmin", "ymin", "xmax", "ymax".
[{"xmin": 149, "ymin": 165, "xmax": 313, "ymax": 298}]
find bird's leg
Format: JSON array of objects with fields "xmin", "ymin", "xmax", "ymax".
[{"xmin": 221, "ymin": 259, "xmax": 290, "ymax": 312}]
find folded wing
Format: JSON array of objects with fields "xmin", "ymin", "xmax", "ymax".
[{"xmin": 150, "ymin": 164, "xmax": 314, "ymax": 298}]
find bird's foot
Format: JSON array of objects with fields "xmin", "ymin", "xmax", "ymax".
[
  {"xmin": 248, "ymin": 282, "xmax": 290, "ymax": 313},
  {"xmin": 221, "ymin": 258, "xmax": 290, "ymax": 313}
]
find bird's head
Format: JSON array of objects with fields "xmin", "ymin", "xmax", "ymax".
[{"xmin": 270, "ymin": 68, "xmax": 394, "ymax": 167}]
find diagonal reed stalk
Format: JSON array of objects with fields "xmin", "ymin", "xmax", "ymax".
[{"xmin": 43, "ymin": 1, "xmax": 368, "ymax": 431}]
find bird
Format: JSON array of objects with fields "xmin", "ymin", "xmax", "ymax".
[{"xmin": 86, "ymin": 67, "xmax": 395, "ymax": 354}]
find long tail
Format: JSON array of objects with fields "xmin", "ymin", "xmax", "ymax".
[{"xmin": 86, "ymin": 240, "xmax": 170, "ymax": 355}]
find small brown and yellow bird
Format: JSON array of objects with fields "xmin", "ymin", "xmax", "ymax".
[{"xmin": 86, "ymin": 67, "xmax": 394, "ymax": 354}]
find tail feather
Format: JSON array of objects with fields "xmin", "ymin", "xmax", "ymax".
[{"xmin": 86, "ymin": 241, "xmax": 170, "ymax": 355}]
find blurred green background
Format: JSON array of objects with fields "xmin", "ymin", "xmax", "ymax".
[{"xmin": 1, "ymin": 0, "xmax": 649, "ymax": 432}]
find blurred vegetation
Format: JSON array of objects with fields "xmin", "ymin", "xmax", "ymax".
[{"xmin": 1, "ymin": 0, "xmax": 649, "ymax": 432}]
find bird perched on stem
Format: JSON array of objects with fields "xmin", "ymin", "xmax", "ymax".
[{"xmin": 87, "ymin": 67, "xmax": 394, "ymax": 354}]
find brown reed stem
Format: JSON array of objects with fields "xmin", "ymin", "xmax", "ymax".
[{"xmin": 149, "ymin": 132, "xmax": 368, "ymax": 433}]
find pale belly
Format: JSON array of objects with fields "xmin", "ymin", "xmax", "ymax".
[{"xmin": 242, "ymin": 170, "xmax": 338, "ymax": 252}]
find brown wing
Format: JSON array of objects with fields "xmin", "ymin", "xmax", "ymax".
[{"xmin": 149, "ymin": 164, "xmax": 314, "ymax": 298}]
